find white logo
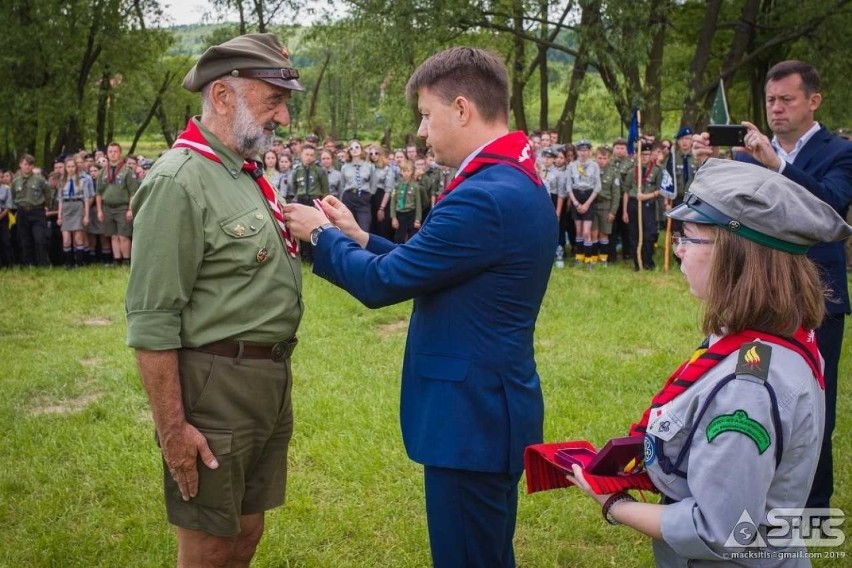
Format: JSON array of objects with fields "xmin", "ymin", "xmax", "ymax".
[
  {"xmin": 518, "ymin": 144, "xmax": 531, "ymax": 163},
  {"xmin": 807, "ymin": 330, "xmax": 816, "ymax": 343},
  {"xmin": 725, "ymin": 508, "xmax": 845, "ymax": 550}
]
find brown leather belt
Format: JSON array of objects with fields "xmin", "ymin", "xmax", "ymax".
[{"xmin": 193, "ymin": 337, "xmax": 298, "ymax": 362}]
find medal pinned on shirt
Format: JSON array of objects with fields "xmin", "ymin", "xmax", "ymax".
[
  {"xmin": 234, "ymin": 223, "xmax": 246, "ymax": 237},
  {"xmin": 256, "ymin": 247, "xmax": 269, "ymax": 263}
]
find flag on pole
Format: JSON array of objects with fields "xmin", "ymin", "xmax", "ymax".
[
  {"xmin": 626, "ymin": 108, "xmax": 639, "ymax": 156},
  {"xmin": 710, "ymin": 78, "xmax": 730, "ymax": 125}
]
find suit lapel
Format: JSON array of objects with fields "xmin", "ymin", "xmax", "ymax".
[{"xmin": 792, "ymin": 125, "xmax": 830, "ymax": 171}]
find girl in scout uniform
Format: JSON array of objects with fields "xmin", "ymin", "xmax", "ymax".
[
  {"xmin": 366, "ymin": 144, "xmax": 392, "ymax": 239},
  {"xmin": 567, "ymin": 159, "xmax": 852, "ymax": 567},
  {"xmin": 389, "ymin": 160, "xmax": 422, "ymax": 243},
  {"xmin": 276, "ymin": 154, "xmax": 293, "ymax": 201},
  {"xmin": 263, "ymin": 150, "xmax": 282, "ymax": 189},
  {"xmin": 57, "ymin": 157, "xmax": 95, "ymax": 268},
  {"xmin": 340, "ymin": 139, "xmax": 376, "ymax": 231}
]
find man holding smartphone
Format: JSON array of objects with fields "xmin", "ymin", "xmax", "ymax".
[{"xmin": 693, "ymin": 60, "xmax": 852, "ymax": 511}]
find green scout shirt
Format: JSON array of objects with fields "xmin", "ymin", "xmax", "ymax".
[
  {"xmin": 11, "ymin": 173, "xmax": 53, "ymax": 208},
  {"xmin": 420, "ymin": 168, "xmax": 440, "ymax": 206},
  {"xmin": 289, "ymin": 163, "xmax": 328, "ymax": 198},
  {"xmin": 672, "ymin": 150, "xmax": 698, "ymax": 197},
  {"xmin": 126, "ymin": 119, "xmax": 303, "ymax": 350},
  {"xmin": 612, "ymin": 156, "xmax": 636, "ymax": 197},
  {"xmin": 390, "ymin": 180, "xmax": 422, "ymax": 222},
  {"xmin": 97, "ymin": 162, "xmax": 139, "ymax": 206},
  {"xmin": 642, "ymin": 163, "xmax": 663, "ymax": 194},
  {"xmin": 597, "ymin": 164, "xmax": 622, "ymax": 216}
]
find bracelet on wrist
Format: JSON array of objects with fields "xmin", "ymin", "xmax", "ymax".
[{"xmin": 602, "ymin": 492, "xmax": 636, "ymax": 525}]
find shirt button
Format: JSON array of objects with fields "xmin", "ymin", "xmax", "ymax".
[{"xmin": 230, "ymin": 169, "xmax": 238, "ymax": 176}]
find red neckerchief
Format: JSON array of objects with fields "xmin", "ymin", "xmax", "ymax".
[
  {"xmin": 173, "ymin": 119, "xmax": 298, "ymax": 258},
  {"xmin": 630, "ymin": 327, "xmax": 822, "ymax": 437},
  {"xmin": 436, "ymin": 131, "xmax": 541, "ymax": 203},
  {"xmin": 106, "ymin": 161, "xmax": 125, "ymax": 185}
]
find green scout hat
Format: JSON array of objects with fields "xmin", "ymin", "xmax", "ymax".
[
  {"xmin": 183, "ymin": 33, "xmax": 305, "ymax": 93},
  {"xmin": 667, "ymin": 159, "xmax": 852, "ymax": 254}
]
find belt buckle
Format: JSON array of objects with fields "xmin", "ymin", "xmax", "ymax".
[{"xmin": 271, "ymin": 337, "xmax": 297, "ymax": 362}]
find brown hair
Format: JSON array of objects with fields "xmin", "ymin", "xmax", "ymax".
[
  {"xmin": 405, "ymin": 47, "xmax": 509, "ymax": 124},
  {"xmin": 19, "ymin": 154, "xmax": 35, "ymax": 166},
  {"xmin": 701, "ymin": 227, "xmax": 825, "ymax": 337},
  {"xmin": 766, "ymin": 60, "xmax": 820, "ymax": 95},
  {"xmin": 366, "ymin": 144, "xmax": 387, "ymax": 168}
]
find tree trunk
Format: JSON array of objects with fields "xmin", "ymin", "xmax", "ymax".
[
  {"xmin": 254, "ymin": 0, "xmax": 266, "ymax": 33},
  {"xmin": 641, "ymin": 1, "xmax": 668, "ymax": 136},
  {"xmin": 156, "ymin": 101, "xmax": 175, "ymax": 148},
  {"xmin": 130, "ymin": 73, "xmax": 173, "ymax": 155},
  {"xmin": 96, "ymin": 70, "xmax": 111, "ymax": 149},
  {"xmin": 680, "ymin": 0, "xmax": 722, "ymax": 128},
  {"xmin": 538, "ymin": 0, "xmax": 549, "ymax": 130},
  {"xmin": 509, "ymin": 3, "xmax": 527, "ymax": 133},
  {"xmin": 308, "ymin": 52, "xmax": 331, "ymax": 130}
]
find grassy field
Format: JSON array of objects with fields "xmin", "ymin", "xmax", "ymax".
[{"xmin": 0, "ymin": 255, "xmax": 849, "ymax": 567}]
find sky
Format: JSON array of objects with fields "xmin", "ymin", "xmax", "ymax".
[{"xmin": 161, "ymin": 0, "xmax": 214, "ymax": 26}]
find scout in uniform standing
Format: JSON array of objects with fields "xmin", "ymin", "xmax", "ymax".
[
  {"xmin": 625, "ymin": 142, "xmax": 663, "ymax": 271},
  {"xmin": 591, "ymin": 146, "xmax": 620, "ymax": 266},
  {"xmin": 666, "ymin": 127, "xmax": 698, "ymax": 235},
  {"xmin": 288, "ymin": 145, "xmax": 328, "ymax": 262},
  {"xmin": 568, "ymin": 159, "xmax": 852, "ymax": 567},
  {"xmin": 11, "ymin": 154, "xmax": 53, "ymax": 267},
  {"xmin": 96, "ymin": 142, "xmax": 139, "ymax": 265},
  {"xmin": 126, "ymin": 34, "xmax": 305, "ymax": 567},
  {"xmin": 563, "ymin": 139, "xmax": 601, "ymax": 267}
]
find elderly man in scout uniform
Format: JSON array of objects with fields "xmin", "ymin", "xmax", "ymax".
[
  {"xmin": 95, "ymin": 142, "xmax": 139, "ymax": 266},
  {"xmin": 11, "ymin": 154, "xmax": 54, "ymax": 266},
  {"xmin": 126, "ymin": 33, "xmax": 304, "ymax": 567}
]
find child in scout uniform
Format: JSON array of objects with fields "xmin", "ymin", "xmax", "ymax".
[
  {"xmin": 289, "ymin": 145, "xmax": 328, "ymax": 262},
  {"xmin": 96, "ymin": 142, "xmax": 139, "ymax": 265},
  {"xmin": 567, "ymin": 159, "xmax": 852, "ymax": 567},
  {"xmin": 591, "ymin": 146, "xmax": 620, "ymax": 266},
  {"xmin": 389, "ymin": 160, "xmax": 422, "ymax": 243},
  {"xmin": 626, "ymin": 142, "xmax": 663, "ymax": 271},
  {"xmin": 564, "ymin": 139, "xmax": 601, "ymax": 267},
  {"xmin": 57, "ymin": 157, "xmax": 95, "ymax": 268}
]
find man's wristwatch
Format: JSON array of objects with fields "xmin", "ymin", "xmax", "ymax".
[{"xmin": 309, "ymin": 222, "xmax": 338, "ymax": 246}]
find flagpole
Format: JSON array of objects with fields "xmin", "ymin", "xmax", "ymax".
[
  {"xmin": 664, "ymin": 151, "xmax": 676, "ymax": 273},
  {"xmin": 635, "ymin": 110, "xmax": 644, "ymax": 271}
]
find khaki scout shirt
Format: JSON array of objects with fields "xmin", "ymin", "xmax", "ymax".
[
  {"xmin": 125, "ymin": 119, "xmax": 303, "ymax": 350},
  {"xmin": 612, "ymin": 156, "xmax": 635, "ymax": 197},
  {"xmin": 12, "ymin": 173, "xmax": 53, "ymax": 208},
  {"xmin": 597, "ymin": 164, "xmax": 621, "ymax": 216},
  {"xmin": 97, "ymin": 162, "xmax": 139, "ymax": 207}
]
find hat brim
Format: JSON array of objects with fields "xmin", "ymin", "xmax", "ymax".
[
  {"xmin": 666, "ymin": 202, "xmax": 714, "ymax": 224},
  {"xmin": 260, "ymin": 77, "xmax": 306, "ymax": 92}
]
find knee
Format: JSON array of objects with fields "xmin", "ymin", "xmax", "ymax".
[{"xmin": 232, "ymin": 516, "xmax": 265, "ymax": 563}]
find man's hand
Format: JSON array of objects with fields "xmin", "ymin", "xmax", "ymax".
[
  {"xmin": 159, "ymin": 422, "xmax": 219, "ymax": 501},
  {"xmin": 740, "ymin": 121, "xmax": 782, "ymax": 170},
  {"xmin": 318, "ymin": 195, "xmax": 361, "ymax": 239},
  {"xmin": 281, "ymin": 203, "xmax": 329, "ymax": 241},
  {"xmin": 691, "ymin": 132, "xmax": 716, "ymax": 165}
]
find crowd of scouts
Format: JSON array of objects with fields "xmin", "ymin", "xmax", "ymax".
[{"xmin": 0, "ymin": 127, "xmax": 702, "ymax": 271}]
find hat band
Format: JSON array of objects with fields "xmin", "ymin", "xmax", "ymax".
[
  {"xmin": 234, "ymin": 67, "xmax": 300, "ymax": 81},
  {"xmin": 683, "ymin": 193, "xmax": 809, "ymax": 255}
]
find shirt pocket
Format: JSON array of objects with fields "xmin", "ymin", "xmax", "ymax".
[
  {"xmin": 414, "ymin": 353, "xmax": 471, "ymax": 382},
  {"xmin": 217, "ymin": 207, "xmax": 275, "ymax": 269}
]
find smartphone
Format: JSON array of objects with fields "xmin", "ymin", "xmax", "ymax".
[
  {"xmin": 586, "ymin": 436, "xmax": 644, "ymax": 476},
  {"xmin": 554, "ymin": 447, "xmax": 597, "ymax": 470},
  {"xmin": 707, "ymin": 125, "xmax": 747, "ymax": 147}
]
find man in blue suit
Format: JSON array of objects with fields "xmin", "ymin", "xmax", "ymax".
[
  {"xmin": 284, "ymin": 47, "xmax": 557, "ymax": 567},
  {"xmin": 693, "ymin": 60, "xmax": 852, "ymax": 510}
]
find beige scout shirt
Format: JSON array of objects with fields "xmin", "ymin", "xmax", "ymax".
[{"xmin": 126, "ymin": 119, "xmax": 303, "ymax": 350}]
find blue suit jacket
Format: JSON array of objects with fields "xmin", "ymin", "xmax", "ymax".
[
  {"xmin": 736, "ymin": 125, "xmax": 852, "ymax": 314},
  {"xmin": 313, "ymin": 164, "xmax": 558, "ymax": 474}
]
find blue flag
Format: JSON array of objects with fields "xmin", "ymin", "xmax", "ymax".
[{"xmin": 626, "ymin": 108, "xmax": 639, "ymax": 156}]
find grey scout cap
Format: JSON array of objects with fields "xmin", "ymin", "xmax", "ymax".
[
  {"xmin": 667, "ymin": 158, "xmax": 852, "ymax": 254},
  {"xmin": 183, "ymin": 33, "xmax": 305, "ymax": 93}
]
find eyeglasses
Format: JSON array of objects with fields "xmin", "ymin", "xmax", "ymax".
[
  {"xmin": 349, "ymin": 145, "xmax": 361, "ymax": 151},
  {"xmin": 368, "ymin": 151, "xmax": 378, "ymax": 156},
  {"xmin": 672, "ymin": 234, "xmax": 714, "ymax": 246}
]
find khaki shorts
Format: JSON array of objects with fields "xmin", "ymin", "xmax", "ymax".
[
  {"xmin": 592, "ymin": 200, "xmax": 614, "ymax": 235},
  {"xmin": 102, "ymin": 204, "xmax": 133, "ymax": 237},
  {"xmin": 162, "ymin": 349, "xmax": 294, "ymax": 537}
]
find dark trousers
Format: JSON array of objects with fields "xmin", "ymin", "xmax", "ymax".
[
  {"xmin": 0, "ymin": 216, "xmax": 11, "ymax": 267},
  {"xmin": 550, "ymin": 193, "xmax": 572, "ymax": 248},
  {"xmin": 627, "ymin": 197, "xmax": 657, "ymax": 270},
  {"xmin": 370, "ymin": 189, "xmax": 393, "ymax": 239},
  {"xmin": 424, "ymin": 466, "xmax": 521, "ymax": 568},
  {"xmin": 341, "ymin": 190, "xmax": 372, "ymax": 232},
  {"xmin": 807, "ymin": 312, "xmax": 845, "ymax": 508},
  {"xmin": 393, "ymin": 210, "xmax": 416, "ymax": 243},
  {"xmin": 16, "ymin": 207, "xmax": 49, "ymax": 266}
]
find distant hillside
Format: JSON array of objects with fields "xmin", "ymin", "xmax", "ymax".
[{"xmin": 167, "ymin": 23, "xmax": 236, "ymax": 56}]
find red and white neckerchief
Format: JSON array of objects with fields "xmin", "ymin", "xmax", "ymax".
[
  {"xmin": 436, "ymin": 131, "xmax": 541, "ymax": 203},
  {"xmin": 173, "ymin": 119, "xmax": 298, "ymax": 258}
]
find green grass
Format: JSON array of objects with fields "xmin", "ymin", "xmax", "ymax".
[{"xmin": 0, "ymin": 256, "xmax": 849, "ymax": 567}]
